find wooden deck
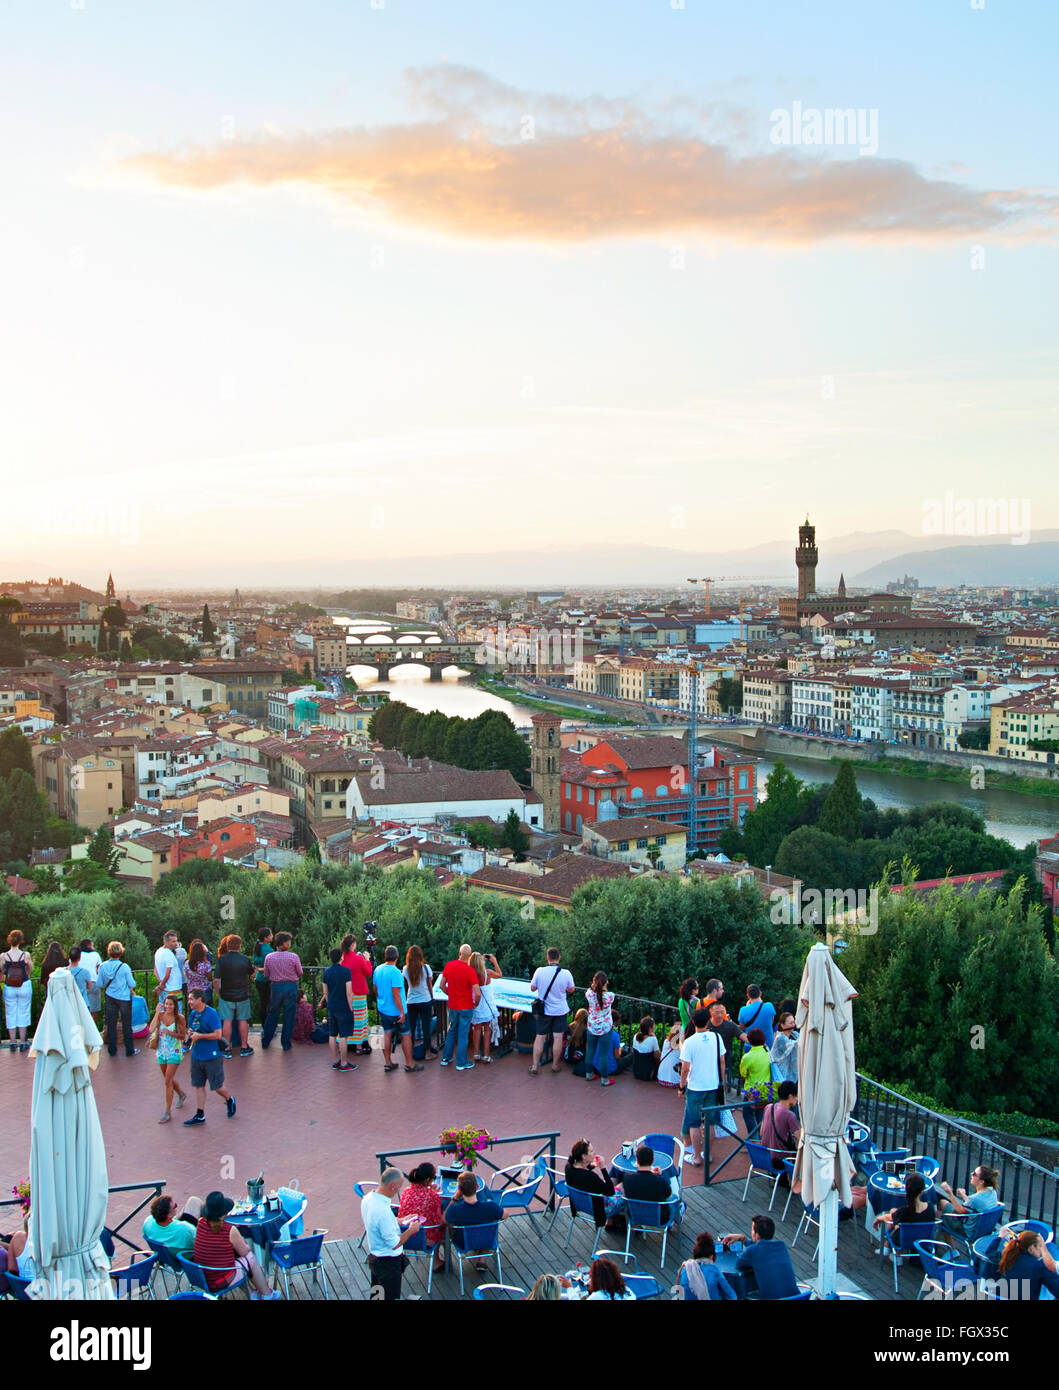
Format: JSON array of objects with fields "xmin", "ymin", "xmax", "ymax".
[{"xmin": 262, "ymin": 1176, "xmax": 922, "ymax": 1301}]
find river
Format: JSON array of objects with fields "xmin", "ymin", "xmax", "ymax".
[
  {"xmin": 751, "ymin": 752, "xmax": 1055, "ymax": 850},
  {"xmin": 347, "ymin": 665, "xmax": 556, "ymax": 729}
]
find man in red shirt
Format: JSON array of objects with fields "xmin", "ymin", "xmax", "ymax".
[{"xmin": 439, "ymin": 944, "xmax": 480, "ymax": 1072}]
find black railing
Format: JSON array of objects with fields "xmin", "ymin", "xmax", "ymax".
[
  {"xmin": 0, "ymin": 1180, "xmax": 165, "ymax": 1252},
  {"xmin": 377, "ymin": 1132, "xmax": 560, "ymax": 1208},
  {"xmin": 853, "ymin": 1075, "xmax": 1059, "ymax": 1232}
]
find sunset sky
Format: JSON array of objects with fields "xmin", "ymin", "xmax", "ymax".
[{"xmin": 3, "ymin": 0, "xmax": 1057, "ymax": 586}]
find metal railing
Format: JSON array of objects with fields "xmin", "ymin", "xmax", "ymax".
[
  {"xmin": 0, "ymin": 1180, "xmax": 165, "ymax": 1253},
  {"xmin": 853, "ymin": 1075, "xmax": 1059, "ymax": 1232},
  {"xmin": 376, "ymin": 1132, "xmax": 561, "ymax": 1208}
]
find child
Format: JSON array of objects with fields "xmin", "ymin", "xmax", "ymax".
[
  {"xmin": 292, "ymin": 990, "xmax": 316, "ymax": 1043},
  {"xmin": 657, "ymin": 1021, "xmax": 683, "ymax": 1088},
  {"xmin": 632, "ymin": 1015, "xmax": 661, "ymax": 1081}
]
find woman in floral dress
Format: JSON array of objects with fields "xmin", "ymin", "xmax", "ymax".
[
  {"xmin": 397, "ymin": 1163, "xmax": 445, "ymax": 1274},
  {"xmin": 153, "ymin": 993, "xmax": 187, "ymax": 1123}
]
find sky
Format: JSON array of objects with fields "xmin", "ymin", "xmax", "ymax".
[{"xmin": 2, "ymin": 0, "xmax": 1057, "ymax": 587}]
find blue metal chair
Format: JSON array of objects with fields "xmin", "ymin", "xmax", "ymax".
[
  {"xmin": 846, "ymin": 1120, "xmax": 872, "ymax": 1151},
  {"xmin": 4, "ymin": 1273, "xmax": 32, "ymax": 1300},
  {"xmin": 941, "ymin": 1203, "xmax": 1006, "ymax": 1258},
  {"xmin": 353, "ymin": 1181, "xmax": 380, "ymax": 1250},
  {"xmin": 635, "ymin": 1133, "xmax": 687, "ymax": 1173},
  {"xmin": 488, "ymin": 1159, "xmax": 545, "ymax": 1233},
  {"xmin": 622, "ymin": 1196, "xmax": 684, "ymax": 1270},
  {"xmin": 542, "ymin": 1164, "xmax": 570, "ymax": 1229},
  {"xmin": 858, "ymin": 1149, "xmax": 910, "ymax": 1182},
  {"xmin": 451, "ymin": 1220, "xmax": 503, "ymax": 1297},
  {"xmin": 1000, "ymin": 1218, "xmax": 1053, "ymax": 1245},
  {"xmin": 905, "ymin": 1156, "xmax": 940, "ymax": 1182},
  {"xmin": 144, "ymin": 1237, "xmax": 187, "ymax": 1296},
  {"xmin": 268, "ymin": 1228, "xmax": 330, "ymax": 1300},
  {"xmin": 168, "ymin": 1289, "xmax": 216, "ymax": 1300},
  {"xmin": 275, "ymin": 1192, "xmax": 307, "ymax": 1242},
  {"xmin": 741, "ymin": 1140, "xmax": 784, "ymax": 1210},
  {"xmin": 778, "ymin": 1284, "xmax": 813, "ymax": 1300},
  {"xmin": 401, "ymin": 1222, "xmax": 444, "ymax": 1296},
  {"xmin": 562, "ymin": 1186, "xmax": 606, "ymax": 1257},
  {"xmin": 624, "ymin": 1272, "xmax": 665, "ymax": 1299},
  {"xmin": 781, "ymin": 1158, "xmax": 799, "ymax": 1222},
  {"xmin": 110, "ymin": 1251, "xmax": 157, "ymax": 1300},
  {"xmin": 880, "ymin": 1219, "xmax": 937, "ymax": 1293},
  {"xmin": 176, "ymin": 1254, "xmax": 249, "ymax": 1299},
  {"xmin": 913, "ymin": 1240, "xmax": 978, "ymax": 1299},
  {"xmin": 472, "ymin": 1283, "xmax": 526, "ymax": 1300}
]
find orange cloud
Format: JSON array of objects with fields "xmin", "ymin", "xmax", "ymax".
[{"xmin": 120, "ymin": 66, "xmax": 1059, "ymax": 245}]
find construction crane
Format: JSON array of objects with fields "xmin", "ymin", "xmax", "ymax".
[{"xmin": 686, "ymin": 575, "xmax": 788, "ymax": 616}]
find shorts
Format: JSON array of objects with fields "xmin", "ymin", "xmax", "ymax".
[
  {"xmin": 216, "ymin": 997, "xmax": 251, "ymax": 1022},
  {"xmin": 3, "ymin": 981, "xmax": 32, "ymax": 1030},
  {"xmin": 190, "ymin": 1056, "xmax": 226, "ymax": 1090},
  {"xmin": 681, "ymin": 1087, "xmax": 721, "ymax": 1133},
  {"xmin": 378, "ymin": 1012, "xmax": 409, "ymax": 1038},
  {"xmin": 534, "ymin": 1012, "xmax": 567, "ymax": 1037},
  {"xmin": 328, "ymin": 1010, "xmax": 356, "ymax": 1039}
]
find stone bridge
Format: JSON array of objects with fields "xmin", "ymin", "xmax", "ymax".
[{"xmin": 344, "ymin": 641, "xmax": 482, "ymax": 682}]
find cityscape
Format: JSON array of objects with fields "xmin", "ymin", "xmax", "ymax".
[{"xmin": 2, "ymin": 0, "xmax": 1057, "ymax": 1343}]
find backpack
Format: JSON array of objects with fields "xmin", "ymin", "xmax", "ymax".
[{"xmin": 3, "ymin": 953, "xmax": 28, "ymax": 988}]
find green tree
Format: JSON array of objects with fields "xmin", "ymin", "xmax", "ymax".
[
  {"xmin": 816, "ymin": 760, "xmax": 863, "ymax": 842},
  {"xmin": 87, "ymin": 825, "xmax": 120, "ymax": 876},
  {"xmin": 119, "ymin": 636, "xmax": 132, "ymax": 660},
  {"xmin": 500, "ymin": 809, "xmax": 529, "ymax": 861},
  {"xmin": 775, "ymin": 825, "xmax": 858, "ymax": 897},
  {"xmin": 0, "ymin": 726, "xmax": 34, "ymax": 779},
  {"xmin": 201, "ymin": 604, "xmax": 216, "ymax": 643},
  {"xmin": 0, "ymin": 598, "xmax": 24, "ymax": 668},
  {"xmin": 464, "ymin": 821, "xmax": 497, "ymax": 849},
  {"xmin": 63, "ymin": 859, "xmax": 116, "ymax": 893},
  {"xmin": 733, "ymin": 760, "xmax": 805, "ymax": 867},
  {"xmin": 957, "ymin": 726, "xmax": 990, "ymax": 750},
  {"xmin": 0, "ymin": 770, "xmax": 47, "ymax": 862},
  {"xmin": 715, "ymin": 676, "xmax": 743, "ymax": 715}
]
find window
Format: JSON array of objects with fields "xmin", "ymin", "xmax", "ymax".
[
  {"xmin": 587, "ymin": 788, "xmax": 595, "ymax": 804},
  {"xmin": 576, "ymin": 785, "xmax": 583, "ymax": 802},
  {"xmin": 655, "ymin": 784, "xmax": 668, "ymax": 797},
  {"xmin": 564, "ymin": 811, "xmax": 572, "ymax": 831},
  {"xmin": 717, "ymin": 781, "xmax": 727, "ymax": 795},
  {"xmin": 575, "ymin": 815, "xmax": 582, "ymax": 833},
  {"xmin": 636, "ymin": 838, "xmax": 648, "ymax": 849},
  {"xmin": 656, "ymin": 836, "xmax": 667, "ymax": 846},
  {"xmin": 738, "ymin": 770, "xmax": 748, "ymax": 790},
  {"xmin": 324, "ymin": 799, "xmax": 332, "ymax": 811},
  {"xmin": 159, "ymin": 852, "xmax": 167, "ymax": 863},
  {"xmin": 220, "ymin": 832, "xmax": 230, "ymax": 843},
  {"xmin": 631, "ymin": 786, "xmax": 644, "ymax": 800},
  {"xmin": 107, "ymin": 782, "xmax": 113, "ymax": 790},
  {"xmin": 617, "ymin": 840, "xmax": 629, "ymax": 852}
]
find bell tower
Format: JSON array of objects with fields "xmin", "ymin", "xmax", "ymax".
[
  {"xmin": 796, "ymin": 517, "xmax": 818, "ymax": 600},
  {"xmin": 530, "ymin": 712, "xmax": 562, "ymax": 833},
  {"xmin": 105, "ymin": 572, "xmax": 116, "ymax": 604}
]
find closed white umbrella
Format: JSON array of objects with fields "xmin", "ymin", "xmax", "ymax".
[
  {"xmin": 792, "ymin": 942, "xmax": 858, "ymax": 1299},
  {"xmin": 27, "ymin": 967, "xmax": 114, "ymax": 1300}
]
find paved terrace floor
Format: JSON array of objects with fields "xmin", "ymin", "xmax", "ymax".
[{"xmin": 1, "ymin": 1031, "xmax": 909, "ymax": 1298}]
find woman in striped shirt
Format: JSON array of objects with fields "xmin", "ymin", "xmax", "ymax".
[{"xmin": 192, "ymin": 1192, "xmax": 280, "ymax": 1299}]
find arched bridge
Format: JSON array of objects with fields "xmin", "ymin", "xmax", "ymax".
[{"xmin": 344, "ymin": 641, "xmax": 482, "ymax": 682}]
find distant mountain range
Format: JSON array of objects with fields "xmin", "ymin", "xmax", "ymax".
[{"xmin": 851, "ymin": 539, "xmax": 1059, "ymax": 589}]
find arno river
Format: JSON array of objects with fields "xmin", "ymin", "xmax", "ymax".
[{"xmin": 349, "ymin": 666, "xmax": 1054, "ymax": 851}]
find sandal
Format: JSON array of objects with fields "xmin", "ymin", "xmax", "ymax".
[
  {"xmin": 158, "ymin": 1111, "xmax": 171, "ymax": 1124},
  {"xmin": 550, "ymin": 1066, "xmax": 562, "ymax": 1073},
  {"xmin": 474, "ymin": 1054, "xmax": 484, "ymax": 1062},
  {"xmin": 383, "ymin": 1062, "xmax": 400, "ymax": 1072},
  {"xmin": 528, "ymin": 1066, "xmax": 540, "ymax": 1075},
  {"xmin": 480, "ymin": 1056, "xmax": 492, "ymax": 1064}
]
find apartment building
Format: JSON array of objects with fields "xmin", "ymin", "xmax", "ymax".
[
  {"xmin": 791, "ymin": 675, "xmax": 835, "ymax": 734},
  {"xmin": 742, "ymin": 670, "xmax": 792, "ymax": 725}
]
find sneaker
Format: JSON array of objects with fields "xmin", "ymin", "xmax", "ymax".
[
  {"xmin": 250, "ymin": 1289, "xmax": 283, "ymax": 1301},
  {"xmin": 584, "ymin": 1073, "xmax": 598, "ymax": 1082},
  {"xmin": 183, "ymin": 1112, "xmax": 206, "ymax": 1126},
  {"xmin": 239, "ymin": 1047, "xmax": 254, "ymax": 1058},
  {"xmin": 337, "ymin": 1062, "xmax": 358, "ymax": 1071},
  {"xmin": 601, "ymin": 1078, "xmax": 615, "ymax": 1087},
  {"xmin": 456, "ymin": 1062, "xmax": 476, "ymax": 1071},
  {"xmin": 404, "ymin": 1064, "xmax": 424, "ymax": 1073},
  {"xmin": 19, "ymin": 1043, "xmax": 30, "ymax": 1053},
  {"xmin": 226, "ymin": 1096, "xmax": 237, "ymax": 1118},
  {"xmin": 685, "ymin": 1153, "xmax": 702, "ymax": 1166},
  {"xmin": 281, "ymin": 1045, "xmax": 292, "ymax": 1052},
  {"xmin": 220, "ymin": 1049, "xmax": 233, "ymax": 1059},
  {"xmin": 158, "ymin": 1111, "xmax": 171, "ymax": 1124},
  {"xmin": 260, "ymin": 1042, "xmax": 270, "ymax": 1050},
  {"xmin": 440, "ymin": 1059, "xmax": 451, "ymax": 1067},
  {"xmin": 126, "ymin": 1049, "xmax": 141, "ymax": 1057},
  {"xmin": 383, "ymin": 1062, "xmax": 400, "ymax": 1072},
  {"xmin": 175, "ymin": 1093, "xmax": 186, "ymax": 1109},
  {"xmin": 331, "ymin": 1061, "xmax": 343, "ymax": 1070}
]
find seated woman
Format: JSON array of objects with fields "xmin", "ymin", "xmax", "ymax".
[
  {"xmin": 398, "ymin": 1163, "xmax": 445, "ymax": 1275},
  {"xmin": 563, "ymin": 1008, "xmax": 588, "ymax": 1074},
  {"xmin": 871, "ymin": 1172, "xmax": 935, "ymax": 1241},
  {"xmin": 995, "ymin": 1230, "xmax": 1059, "ymax": 1300},
  {"xmin": 192, "ymin": 1191, "xmax": 280, "ymax": 1299},
  {"xmin": 564, "ymin": 1139, "xmax": 621, "ymax": 1228},
  {"xmin": 631, "ymin": 1015, "xmax": 661, "ymax": 1081},
  {"xmin": 936, "ymin": 1164, "xmax": 1001, "ymax": 1243},
  {"xmin": 657, "ymin": 1021, "xmax": 684, "ymax": 1089},
  {"xmin": 585, "ymin": 1256, "xmax": 635, "ymax": 1301},
  {"xmin": 678, "ymin": 1231, "xmax": 738, "ymax": 1301},
  {"xmin": 2, "ymin": 1229, "xmax": 36, "ymax": 1281}
]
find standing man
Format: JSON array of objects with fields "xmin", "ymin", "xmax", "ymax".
[
  {"xmin": 738, "ymin": 984, "xmax": 776, "ymax": 1049},
  {"xmin": 374, "ymin": 945, "xmax": 423, "ymax": 1073},
  {"xmin": 528, "ymin": 947, "xmax": 576, "ymax": 1076},
  {"xmin": 261, "ymin": 932, "xmax": 302, "ymax": 1052},
  {"xmin": 678, "ymin": 1007, "xmax": 726, "ymax": 1176},
  {"xmin": 321, "ymin": 947, "xmax": 359, "ymax": 1073},
  {"xmin": 438, "ymin": 944, "xmax": 480, "ymax": 1072},
  {"xmin": 154, "ymin": 931, "xmax": 184, "ymax": 1012},
  {"xmin": 707, "ymin": 999, "xmax": 744, "ymax": 1098},
  {"xmin": 252, "ymin": 928, "xmax": 273, "ymax": 1033},
  {"xmin": 361, "ymin": 1167, "xmax": 420, "ymax": 1301},
  {"xmin": 182, "ymin": 988, "xmax": 236, "ymax": 1125},
  {"xmin": 214, "ymin": 934, "xmax": 255, "ymax": 1059}
]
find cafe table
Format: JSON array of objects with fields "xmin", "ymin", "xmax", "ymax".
[
  {"xmin": 432, "ymin": 1172, "xmax": 488, "ymax": 1269},
  {"xmin": 608, "ymin": 1151, "xmax": 675, "ymax": 1185},
  {"xmin": 226, "ymin": 1201, "xmax": 287, "ymax": 1269},
  {"xmin": 713, "ymin": 1245, "xmax": 751, "ymax": 1300}
]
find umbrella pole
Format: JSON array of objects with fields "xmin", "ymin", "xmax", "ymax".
[{"xmin": 817, "ymin": 1188, "xmax": 839, "ymax": 1299}]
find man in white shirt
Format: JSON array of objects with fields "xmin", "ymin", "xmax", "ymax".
[
  {"xmin": 528, "ymin": 947, "xmax": 576, "ymax": 1076},
  {"xmin": 154, "ymin": 931, "xmax": 184, "ymax": 1012},
  {"xmin": 678, "ymin": 1008, "xmax": 726, "ymax": 1177},
  {"xmin": 361, "ymin": 1167, "xmax": 420, "ymax": 1301}
]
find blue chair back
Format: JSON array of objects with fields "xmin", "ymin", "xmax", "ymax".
[
  {"xmin": 111, "ymin": 1251, "xmax": 156, "ymax": 1296},
  {"xmin": 627, "ymin": 1197, "xmax": 677, "ymax": 1232},
  {"xmin": 176, "ymin": 1254, "xmax": 242, "ymax": 1296},
  {"xmin": 452, "ymin": 1220, "xmax": 500, "ymax": 1255},
  {"xmin": 145, "ymin": 1236, "xmax": 185, "ymax": 1277},
  {"xmin": 745, "ymin": 1140, "xmax": 779, "ymax": 1173},
  {"xmin": 969, "ymin": 1205, "xmax": 1006, "ymax": 1242},
  {"xmin": 778, "ymin": 1287, "xmax": 812, "ymax": 1300},
  {"xmin": 860, "ymin": 1149, "xmax": 909, "ymax": 1180},
  {"xmin": 640, "ymin": 1133, "xmax": 679, "ymax": 1163},
  {"xmin": 402, "ymin": 1223, "xmax": 442, "ymax": 1255},
  {"xmin": 100, "ymin": 1227, "xmax": 116, "ymax": 1259},
  {"xmin": 5, "ymin": 1273, "xmax": 32, "ymax": 1300},
  {"xmin": 168, "ymin": 1290, "xmax": 216, "ymax": 1300},
  {"xmin": 913, "ymin": 1241, "xmax": 976, "ymax": 1294},
  {"xmin": 895, "ymin": 1220, "xmax": 937, "ymax": 1255},
  {"xmin": 276, "ymin": 1187, "xmax": 306, "ymax": 1240},
  {"xmin": 1004, "ymin": 1219, "xmax": 1053, "ymax": 1244},
  {"xmin": 567, "ymin": 1187, "xmax": 597, "ymax": 1223},
  {"xmin": 271, "ymin": 1231, "xmax": 324, "ymax": 1268},
  {"xmin": 624, "ymin": 1273, "xmax": 664, "ymax": 1299},
  {"xmin": 472, "ymin": 1284, "xmax": 526, "ymax": 1300},
  {"xmin": 499, "ymin": 1172, "xmax": 542, "ymax": 1213}
]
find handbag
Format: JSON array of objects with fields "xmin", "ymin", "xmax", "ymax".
[
  {"xmin": 713, "ymin": 1108, "xmax": 737, "ymax": 1139},
  {"xmin": 531, "ymin": 964, "xmax": 562, "ymax": 1018}
]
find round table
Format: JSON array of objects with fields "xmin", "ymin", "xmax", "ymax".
[
  {"xmin": 226, "ymin": 1205, "xmax": 287, "ymax": 1268},
  {"xmin": 609, "ymin": 1151, "xmax": 675, "ymax": 1183},
  {"xmin": 867, "ymin": 1172, "xmax": 935, "ymax": 1220},
  {"xmin": 713, "ymin": 1247, "xmax": 750, "ymax": 1299},
  {"xmin": 437, "ymin": 1173, "xmax": 486, "ymax": 1201}
]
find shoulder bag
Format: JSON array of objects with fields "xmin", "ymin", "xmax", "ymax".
[{"xmin": 531, "ymin": 965, "xmax": 562, "ymax": 1017}]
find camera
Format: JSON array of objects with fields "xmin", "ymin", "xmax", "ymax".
[{"xmin": 363, "ymin": 920, "xmax": 378, "ymax": 951}]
